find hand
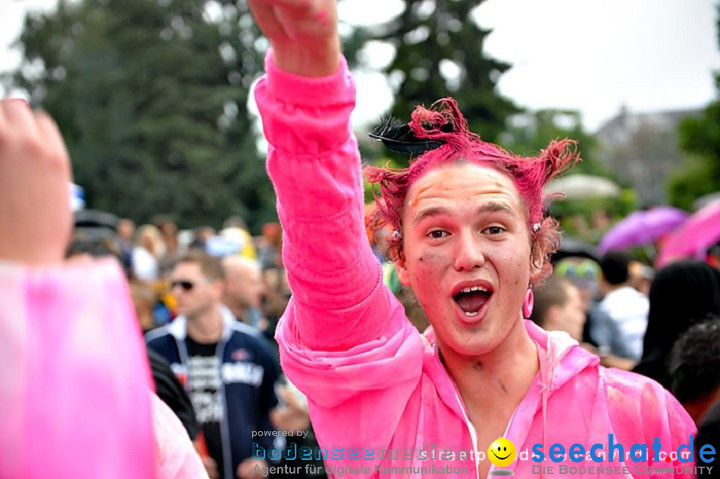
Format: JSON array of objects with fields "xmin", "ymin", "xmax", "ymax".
[
  {"xmin": 270, "ymin": 385, "xmax": 310, "ymax": 432},
  {"xmin": 0, "ymin": 99, "xmax": 73, "ymax": 265},
  {"xmin": 237, "ymin": 458, "xmax": 266, "ymax": 479},
  {"xmin": 248, "ymin": 0, "xmax": 340, "ymax": 76}
]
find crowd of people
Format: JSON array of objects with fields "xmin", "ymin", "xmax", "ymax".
[{"xmin": 2, "ymin": 0, "xmax": 720, "ymax": 478}]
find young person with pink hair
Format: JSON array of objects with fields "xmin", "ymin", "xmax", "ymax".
[{"xmin": 248, "ymin": 0, "xmax": 696, "ymax": 477}]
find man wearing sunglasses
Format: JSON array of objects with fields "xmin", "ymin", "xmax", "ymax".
[{"xmin": 146, "ymin": 251, "xmax": 280, "ymax": 479}]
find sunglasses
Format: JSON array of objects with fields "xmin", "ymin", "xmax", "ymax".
[{"xmin": 170, "ymin": 280, "xmax": 203, "ymax": 291}]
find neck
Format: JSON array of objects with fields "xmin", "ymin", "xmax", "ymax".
[
  {"xmin": 186, "ymin": 305, "xmax": 224, "ymax": 343},
  {"xmin": 442, "ymin": 318, "xmax": 539, "ymax": 415},
  {"xmin": 222, "ymin": 297, "xmax": 247, "ymax": 322}
]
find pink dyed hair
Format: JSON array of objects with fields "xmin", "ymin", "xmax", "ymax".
[{"xmin": 365, "ymin": 98, "xmax": 580, "ymax": 282}]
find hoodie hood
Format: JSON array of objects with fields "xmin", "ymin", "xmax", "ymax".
[{"xmin": 526, "ymin": 320, "xmax": 599, "ymax": 392}]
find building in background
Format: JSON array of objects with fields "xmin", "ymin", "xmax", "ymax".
[{"xmin": 596, "ymin": 107, "xmax": 702, "ymax": 206}]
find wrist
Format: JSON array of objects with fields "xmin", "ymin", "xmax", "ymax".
[{"xmin": 272, "ymin": 38, "xmax": 341, "ymax": 77}]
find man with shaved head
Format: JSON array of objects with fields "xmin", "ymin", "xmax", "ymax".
[{"xmin": 222, "ymin": 256, "xmax": 266, "ymax": 328}]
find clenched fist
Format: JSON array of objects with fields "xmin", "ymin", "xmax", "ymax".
[{"xmin": 248, "ymin": 0, "xmax": 340, "ymax": 77}]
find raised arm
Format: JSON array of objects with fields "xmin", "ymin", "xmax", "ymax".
[{"xmin": 250, "ymin": 0, "xmax": 392, "ymax": 351}]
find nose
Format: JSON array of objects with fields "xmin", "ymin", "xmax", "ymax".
[{"xmin": 453, "ymin": 229, "xmax": 485, "ymax": 271}]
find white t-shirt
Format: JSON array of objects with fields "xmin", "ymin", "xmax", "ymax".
[
  {"xmin": 599, "ymin": 286, "xmax": 649, "ymax": 360},
  {"xmin": 133, "ymin": 246, "xmax": 159, "ymax": 281}
]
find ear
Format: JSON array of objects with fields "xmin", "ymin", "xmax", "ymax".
[
  {"xmin": 395, "ymin": 258, "xmax": 412, "ymax": 287},
  {"xmin": 529, "ymin": 240, "xmax": 545, "ymax": 285}
]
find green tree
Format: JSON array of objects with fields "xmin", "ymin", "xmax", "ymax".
[
  {"xmin": 668, "ymin": 100, "xmax": 720, "ymax": 210},
  {"xmin": 669, "ymin": 4, "xmax": 720, "ymax": 210},
  {"xmin": 7, "ymin": 0, "xmax": 273, "ymax": 230},
  {"xmin": 360, "ymin": 0, "xmax": 518, "ymax": 160}
]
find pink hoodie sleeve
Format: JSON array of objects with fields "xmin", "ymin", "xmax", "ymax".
[
  {"xmin": 604, "ymin": 368, "xmax": 698, "ymax": 477},
  {"xmin": 254, "ymin": 52, "xmax": 393, "ymax": 351},
  {"xmin": 0, "ymin": 259, "xmax": 156, "ymax": 479},
  {"xmin": 254, "ymin": 54, "xmax": 427, "ymax": 465}
]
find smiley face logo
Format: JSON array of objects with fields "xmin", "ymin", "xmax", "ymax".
[{"xmin": 488, "ymin": 437, "xmax": 516, "ymax": 468}]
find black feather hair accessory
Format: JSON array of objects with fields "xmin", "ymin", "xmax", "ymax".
[{"xmin": 369, "ymin": 116, "xmax": 452, "ymax": 155}]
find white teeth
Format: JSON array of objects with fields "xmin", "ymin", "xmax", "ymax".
[
  {"xmin": 460, "ymin": 286, "xmax": 489, "ymax": 293},
  {"xmin": 464, "ymin": 311, "xmax": 478, "ymax": 317}
]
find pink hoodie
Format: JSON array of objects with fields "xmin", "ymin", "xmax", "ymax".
[{"xmin": 255, "ymin": 53, "xmax": 697, "ymax": 478}]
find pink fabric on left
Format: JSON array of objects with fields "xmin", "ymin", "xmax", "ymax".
[
  {"xmin": 151, "ymin": 392, "xmax": 208, "ymax": 479},
  {"xmin": 0, "ymin": 259, "xmax": 156, "ymax": 479}
]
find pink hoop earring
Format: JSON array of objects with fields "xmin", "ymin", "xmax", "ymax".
[{"xmin": 523, "ymin": 288, "xmax": 534, "ymax": 319}]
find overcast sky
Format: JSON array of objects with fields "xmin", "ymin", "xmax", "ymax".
[{"xmin": 2, "ymin": 0, "xmax": 719, "ymax": 132}]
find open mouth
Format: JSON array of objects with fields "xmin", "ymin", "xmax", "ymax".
[{"xmin": 453, "ymin": 286, "xmax": 492, "ymax": 318}]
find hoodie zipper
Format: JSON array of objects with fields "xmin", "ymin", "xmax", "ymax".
[{"xmin": 437, "ymin": 351, "xmax": 480, "ymax": 479}]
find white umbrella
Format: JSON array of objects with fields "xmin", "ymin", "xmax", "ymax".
[{"xmin": 544, "ymin": 174, "xmax": 620, "ymax": 199}]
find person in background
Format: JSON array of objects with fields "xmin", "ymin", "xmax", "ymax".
[
  {"xmin": 555, "ymin": 256, "xmax": 635, "ymax": 369},
  {"xmin": 116, "ymin": 218, "xmax": 136, "ymax": 275},
  {"xmin": 130, "ymin": 281, "xmax": 160, "ymax": 332},
  {"xmin": 222, "ymin": 256, "xmax": 266, "ymax": 329},
  {"xmin": 628, "ymin": 260, "xmax": 654, "ymax": 297},
  {"xmin": 146, "ymin": 251, "xmax": 280, "ymax": 479},
  {"xmin": 190, "ymin": 226, "xmax": 217, "ymax": 251},
  {"xmin": 222, "ymin": 216, "xmax": 257, "ymax": 259},
  {"xmin": 669, "ymin": 318, "xmax": 720, "ymax": 424},
  {"xmin": 133, "ymin": 223, "xmax": 166, "ymax": 282},
  {"xmin": 267, "ymin": 383, "xmax": 327, "ymax": 479},
  {"xmin": 257, "ymin": 222, "xmax": 283, "ymax": 271},
  {"xmin": 668, "ymin": 318, "xmax": 720, "ymax": 479},
  {"xmin": 154, "ymin": 216, "xmax": 182, "ymax": 278},
  {"xmin": 634, "ymin": 260, "xmax": 720, "ymax": 389},
  {"xmin": 598, "ymin": 251, "xmax": 649, "ymax": 361},
  {"xmin": 529, "ymin": 275, "xmax": 585, "ymax": 342}
]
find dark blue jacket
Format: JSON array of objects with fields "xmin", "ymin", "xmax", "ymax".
[{"xmin": 146, "ymin": 306, "xmax": 280, "ymax": 479}]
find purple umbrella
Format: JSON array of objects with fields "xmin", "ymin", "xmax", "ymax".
[{"xmin": 598, "ymin": 207, "xmax": 689, "ymax": 255}]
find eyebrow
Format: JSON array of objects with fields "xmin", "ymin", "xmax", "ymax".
[{"xmin": 412, "ymin": 201, "xmax": 516, "ymax": 226}]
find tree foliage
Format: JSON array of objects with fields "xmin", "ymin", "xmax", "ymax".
[
  {"xmin": 359, "ymin": 0, "xmax": 518, "ymax": 163},
  {"xmin": 669, "ymin": 4, "xmax": 720, "ymax": 210},
  {"xmin": 669, "ymin": 98, "xmax": 720, "ymax": 210},
  {"xmin": 9, "ymin": 0, "xmax": 273, "ymax": 230}
]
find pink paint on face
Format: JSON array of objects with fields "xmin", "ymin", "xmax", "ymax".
[{"xmin": 396, "ymin": 162, "xmax": 534, "ymax": 357}]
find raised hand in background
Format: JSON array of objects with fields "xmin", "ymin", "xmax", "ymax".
[{"xmin": 0, "ymin": 99, "xmax": 72, "ymax": 265}]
